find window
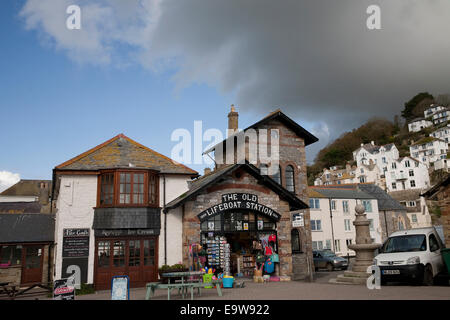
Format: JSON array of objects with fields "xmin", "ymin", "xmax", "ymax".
[
  {"xmin": 113, "ymin": 241, "xmax": 125, "ymax": 267},
  {"xmin": 311, "ymin": 220, "xmax": 322, "ymax": 231},
  {"xmin": 344, "ymin": 219, "xmax": 351, "ymax": 231},
  {"xmin": 25, "ymin": 246, "xmax": 42, "ymax": 269},
  {"xmin": 143, "ymin": 239, "xmax": 155, "ymax": 266},
  {"xmin": 291, "ymin": 229, "xmax": 302, "ymax": 253},
  {"xmin": 325, "ymin": 240, "xmax": 332, "ymax": 250},
  {"xmin": 285, "ymin": 165, "xmax": 295, "ymax": 192},
  {"xmin": 346, "ymin": 239, "xmax": 352, "ymax": 248},
  {"xmin": 429, "ymin": 234, "xmax": 440, "ymax": 252},
  {"xmin": 405, "ymin": 160, "xmax": 410, "ymax": 168},
  {"xmin": 408, "ymin": 201, "xmax": 416, "ymax": 207},
  {"xmin": 312, "ymin": 241, "xmax": 323, "ymax": 250},
  {"xmin": 411, "ymin": 214, "xmax": 418, "ymax": 223},
  {"xmin": 409, "ymin": 170, "xmax": 414, "ymax": 177},
  {"xmin": 331, "ymin": 200, "xmax": 336, "ymax": 210},
  {"xmin": 410, "ymin": 180, "xmax": 416, "ymax": 188},
  {"xmin": 97, "ymin": 241, "xmax": 110, "ymax": 268},
  {"xmin": 309, "ymin": 198, "xmax": 320, "ymax": 209},
  {"xmin": 100, "ymin": 173, "xmax": 114, "ymax": 205},
  {"xmin": 334, "ymin": 239, "xmax": 341, "ymax": 252},
  {"xmin": 392, "ymin": 182, "xmax": 397, "ymax": 190},
  {"xmin": 382, "ymin": 157, "xmax": 386, "ymax": 163},
  {"xmin": 128, "ymin": 240, "xmax": 141, "ymax": 267},
  {"xmin": 392, "ymin": 162, "xmax": 397, "ymax": 169},
  {"xmin": 98, "ymin": 170, "xmax": 159, "ymax": 207},
  {"xmin": 342, "ymin": 200, "xmax": 349, "ymax": 213},
  {"xmin": 0, "ymin": 245, "xmax": 22, "ymax": 266},
  {"xmin": 360, "ymin": 176, "xmax": 366, "ymax": 183},
  {"xmin": 362, "ymin": 200, "xmax": 372, "ymax": 212}
]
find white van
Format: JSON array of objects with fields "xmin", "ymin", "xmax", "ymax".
[{"xmin": 373, "ymin": 227, "xmax": 446, "ymax": 285}]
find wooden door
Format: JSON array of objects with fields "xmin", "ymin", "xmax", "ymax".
[{"xmin": 21, "ymin": 245, "xmax": 43, "ymax": 285}]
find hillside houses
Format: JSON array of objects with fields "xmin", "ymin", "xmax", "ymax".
[{"xmin": 409, "ymin": 137, "xmax": 448, "ymax": 168}]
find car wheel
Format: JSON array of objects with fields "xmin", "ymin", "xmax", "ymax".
[
  {"xmin": 326, "ymin": 263, "xmax": 333, "ymax": 272},
  {"xmin": 423, "ymin": 265, "xmax": 434, "ymax": 286}
]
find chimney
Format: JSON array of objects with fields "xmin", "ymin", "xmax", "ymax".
[
  {"xmin": 228, "ymin": 104, "xmax": 239, "ymax": 133},
  {"xmin": 204, "ymin": 167, "xmax": 212, "ymax": 175}
]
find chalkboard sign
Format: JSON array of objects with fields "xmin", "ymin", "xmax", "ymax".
[
  {"xmin": 53, "ymin": 277, "xmax": 75, "ymax": 300},
  {"xmin": 63, "ymin": 228, "xmax": 90, "ymax": 258},
  {"xmin": 111, "ymin": 276, "xmax": 130, "ymax": 300}
]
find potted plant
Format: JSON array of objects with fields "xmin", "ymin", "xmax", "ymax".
[{"xmin": 158, "ymin": 263, "xmax": 188, "ymax": 283}]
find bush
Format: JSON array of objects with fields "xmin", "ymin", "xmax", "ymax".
[{"xmin": 75, "ymin": 283, "xmax": 95, "ymax": 295}]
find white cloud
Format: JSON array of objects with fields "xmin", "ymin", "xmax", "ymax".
[{"xmin": 0, "ymin": 171, "xmax": 20, "ymax": 193}]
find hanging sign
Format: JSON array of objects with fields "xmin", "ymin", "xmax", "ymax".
[
  {"xmin": 197, "ymin": 193, "xmax": 281, "ymax": 222},
  {"xmin": 111, "ymin": 276, "xmax": 130, "ymax": 300},
  {"xmin": 292, "ymin": 212, "xmax": 304, "ymax": 227}
]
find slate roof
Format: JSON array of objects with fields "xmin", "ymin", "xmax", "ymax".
[
  {"xmin": 421, "ymin": 174, "xmax": 450, "ymax": 199},
  {"xmin": 308, "ymin": 187, "xmax": 374, "ymax": 199},
  {"xmin": 55, "ymin": 134, "xmax": 198, "ymax": 175},
  {"xmin": 0, "ymin": 202, "xmax": 43, "ymax": 214},
  {"xmin": 0, "ymin": 214, "xmax": 54, "ymax": 243},
  {"xmin": 164, "ymin": 163, "xmax": 308, "ymax": 212},
  {"xmin": 355, "ymin": 143, "xmax": 395, "ymax": 155},
  {"xmin": 310, "ymin": 183, "xmax": 406, "ymax": 211},
  {"xmin": 388, "ymin": 189, "xmax": 422, "ymax": 202},
  {"xmin": 0, "ymin": 179, "xmax": 51, "ymax": 197}
]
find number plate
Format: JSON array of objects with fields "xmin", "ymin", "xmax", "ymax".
[{"xmin": 382, "ymin": 270, "xmax": 400, "ymax": 275}]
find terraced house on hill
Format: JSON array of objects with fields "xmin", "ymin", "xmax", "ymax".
[{"xmin": 52, "ymin": 134, "xmax": 198, "ymax": 289}]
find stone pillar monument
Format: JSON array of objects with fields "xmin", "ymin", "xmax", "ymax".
[{"xmin": 329, "ymin": 203, "xmax": 381, "ymax": 285}]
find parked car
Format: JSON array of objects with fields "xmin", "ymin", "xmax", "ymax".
[
  {"xmin": 313, "ymin": 250, "xmax": 348, "ymax": 271},
  {"xmin": 373, "ymin": 227, "xmax": 446, "ymax": 285}
]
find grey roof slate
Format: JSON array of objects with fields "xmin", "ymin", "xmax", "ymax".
[
  {"xmin": 0, "ymin": 214, "xmax": 55, "ymax": 243},
  {"xmin": 357, "ymin": 184, "xmax": 406, "ymax": 211}
]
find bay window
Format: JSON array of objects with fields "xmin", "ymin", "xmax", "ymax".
[{"xmin": 98, "ymin": 170, "xmax": 159, "ymax": 207}]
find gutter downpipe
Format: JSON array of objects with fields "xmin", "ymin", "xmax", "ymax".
[
  {"xmin": 163, "ymin": 175, "xmax": 167, "ymax": 266},
  {"xmin": 383, "ymin": 210, "xmax": 389, "ymax": 240},
  {"xmin": 328, "ymin": 198, "xmax": 335, "ymax": 252}
]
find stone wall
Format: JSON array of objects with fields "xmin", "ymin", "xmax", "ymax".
[
  {"xmin": 181, "ymin": 168, "xmax": 311, "ymax": 278},
  {"xmin": 0, "ymin": 266, "xmax": 21, "ymax": 285},
  {"xmin": 436, "ymin": 184, "xmax": 450, "ymax": 247},
  {"xmin": 378, "ymin": 210, "xmax": 411, "ymax": 241}
]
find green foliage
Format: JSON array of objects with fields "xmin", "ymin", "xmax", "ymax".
[
  {"xmin": 401, "ymin": 92, "xmax": 434, "ymax": 120},
  {"xmin": 158, "ymin": 263, "xmax": 187, "ymax": 272},
  {"xmin": 75, "ymin": 283, "xmax": 95, "ymax": 296}
]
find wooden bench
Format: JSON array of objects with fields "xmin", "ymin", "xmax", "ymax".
[
  {"xmin": 0, "ymin": 282, "xmax": 19, "ymax": 299},
  {"xmin": 191, "ymin": 280, "xmax": 222, "ymax": 298}
]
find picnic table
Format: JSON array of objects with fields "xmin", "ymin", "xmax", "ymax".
[{"xmin": 145, "ymin": 271, "xmax": 223, "ymax": 300}]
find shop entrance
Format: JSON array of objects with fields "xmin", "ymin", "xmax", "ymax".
[
  {"xmin": 94, "ymin": 237, "xmax": 158, "ymax": 290},
  {"xmin": 21, "ymin": 245, "xmax": 44, "ymax": 285},
  {"xmin": 200, "ymin": 211, "xmax": 278, "ymax": 278}
]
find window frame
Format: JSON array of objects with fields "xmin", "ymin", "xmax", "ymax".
[{"xmin": 97, "ymin": 169, "xmax": 159, "ymax": 208}]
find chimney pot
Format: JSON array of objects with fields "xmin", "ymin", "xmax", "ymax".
[{"xmin": 228, "ymin": 104, "xmax": 239, "ymax": 132}]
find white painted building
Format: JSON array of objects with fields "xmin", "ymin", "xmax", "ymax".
[
  {"xmin": 308, "ymin": 187, "xmax": 382, "ymax": 257},
  {"xmin": 434, "ymin": 158, "xmax": 449, "ymax": 172},
  {"xmin": 353, "ymin": 142, "xmax": 399, "ymax": 168},
  {"xmin": 53, "ymin": 134, "xmax": 197, "ymax": 289},
  {"xmin": 432, "ymin": 107, "xmax": 450, "ymax": 125},
  {"xmin": 430, "ymin": 124, "xmax": 450, "ymax": 144},
  {"xmin": 408, "ymin": 118, "xmax": 433, "ymax": 133},
  {"xmin": 410, "ymin": 137, "xmax": 449, "ymax": 168},
  {"xmin": 384, "ymin": 156, "xmax": 430, "ymax": 192},
  {"xmin": 424, "ymin": 104, "xmax": 446, "ymax": 119}
]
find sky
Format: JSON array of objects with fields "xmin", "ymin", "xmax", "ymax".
[{"xmin": 1, "ymin": 0, "xmax": 450, "ymax": 191}]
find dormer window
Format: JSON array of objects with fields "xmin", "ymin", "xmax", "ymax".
[{"xmin": 98, "ymin": 169, "xmax": 159, "ymax": 208}]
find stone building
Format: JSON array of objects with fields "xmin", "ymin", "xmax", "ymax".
[
  {"xmin": 165, "ymin": 107, "xmax": 318, "ymax": 280},
  {"xmin": 422, "ymin": 175, "xmax": 450, "ymax": 246},
  {"xmin": 389, "ymin": 189, "xmax": 432, "ymax": 229},
  {"xmin": 0, "ymin": 180, "xmax": 54, "ymax": 287}
]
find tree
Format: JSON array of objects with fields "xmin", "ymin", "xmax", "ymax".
[{"xmin": 401, "ymin": 92, "xmax": 434, "ymax": 120}]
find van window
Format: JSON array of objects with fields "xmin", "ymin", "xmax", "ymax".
[
  {"xmin": 429, "ymin": 234, "xmax": 440, "ymax": 252},
  {"xmin": 382, "ymin": 235, "xmax": 426, "ymax": 253}
]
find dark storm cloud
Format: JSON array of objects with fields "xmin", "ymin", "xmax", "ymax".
[{"xmin": 21, "ymin": 0, "xmax": 450, "ymax": 161}]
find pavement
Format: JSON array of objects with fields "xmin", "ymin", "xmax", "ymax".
[{"xmin": 6, "ymin": 270, "xmax": 450, "ymax": 300}]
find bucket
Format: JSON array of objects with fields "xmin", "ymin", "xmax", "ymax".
[
  {"xmin": 203, "ymin": 274, "xmax": 213, "ymax": 288},
  {"xmin": 222, "ymin": 277, "xmax": 234, "ymax": 288}
]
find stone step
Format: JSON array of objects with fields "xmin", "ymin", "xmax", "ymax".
[{"xmin": 328, "ymin": 278, "xmax": 362, "ymax": 285}]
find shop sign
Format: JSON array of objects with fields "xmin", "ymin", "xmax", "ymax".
[
  {"xmin": 292, "ymin": 212, "xmax": 304, "ymax": 227},
  {"xmin": 63, "ymin": 229, "xmax": 90, "ymax": 258},
  {"xmin": 53, "ymin": 277, "xmax": 75, "ymax": 300},
  {"xmin": 94, "ymin": 228, "xmax": 157, "ymax": 237},
  {"xmin": 198, "ymin": 193, "xmax": 281, "ymax": 222}
]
